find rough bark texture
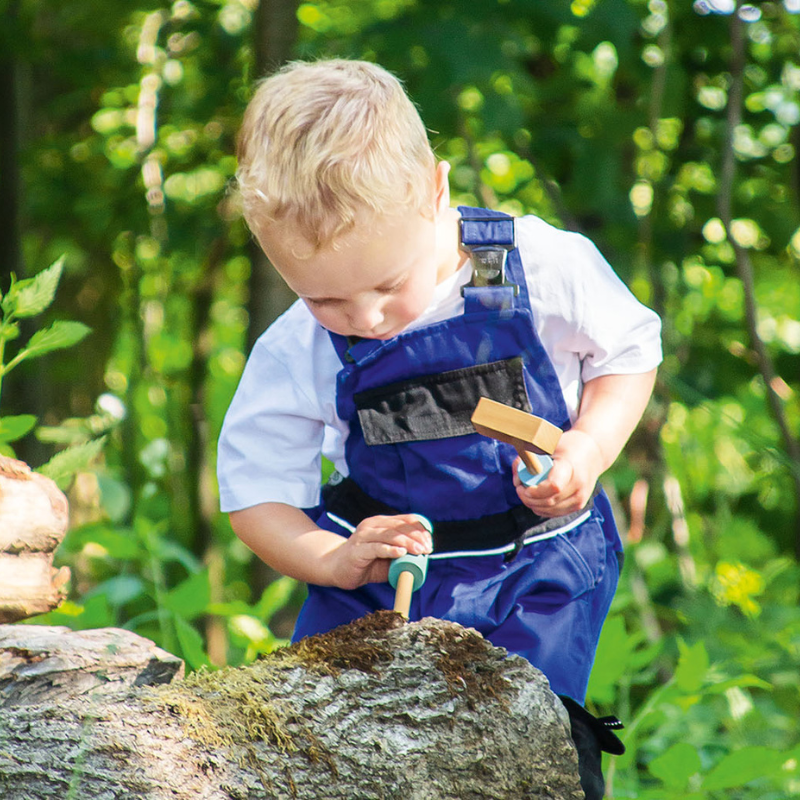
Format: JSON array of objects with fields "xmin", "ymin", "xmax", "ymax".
[
  {"xmin": 0, "ymin": 457, "xmax": 70, "ymax": 623},
  {"xmin": 0, "ymin": 612, "xmax": 585, "ymax": 799}
]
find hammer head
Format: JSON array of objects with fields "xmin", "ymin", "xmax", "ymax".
[{"xmin": 471, "ymin": 397, "xmax": 562, "ymax": 473}]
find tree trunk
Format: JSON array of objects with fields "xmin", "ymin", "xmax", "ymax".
[
  {"xmin": 0, "ymin": 612, "xmax": 585, "ymax": 799},
  {"xmin": 246, "ymin": 0, "xmax": 302, "ymax": 601},
  {"xmin": 246, "ymin": 0, "xmax": 300, "ymax": 352}
]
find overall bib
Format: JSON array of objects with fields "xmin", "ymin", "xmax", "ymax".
[{"xmin": 293, "ymin": 207, "xmax": 621, "ymax": 703}]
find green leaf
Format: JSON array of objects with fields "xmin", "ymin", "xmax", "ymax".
[
  {"xmin": 22, "ymin": 320, "xmax": 91, "ymax": 360},
  {"xmin": 587, "ymin": 614, "xmax": 635, "ymax": 703},
  {"xmin": 674, "ymin": 639, "xmax": 709, "ymax": 693},
  {"xmin": 163, "ymin": 569, "xmax": 211, "ymax": 621},
  {"xmin": 173, "ymin": 614, "xmax": 211, "ymax": 670},
  {"xmin": 96, "ymin": 474, "xmax": 132, "ymax": 524},
  {"xmin": 701, "ymin": 746, "xmax": 786, "ymax": 792},
  {"xmin": 0, "ymin": 414, "xmax": 37, "ymax": 443},
  {"xmin": 207, "ymin": 600, "xmax": 253, "ymax": 618},
  {"xmin": 64, "ymin": 523, "xmax": 141, "ymax": 560},
  {"xmin": 86, "ymin": 575, "xmax": 146, "ymax": 607},
  {"xmin": 704, "ymin": 674, "xmax": 772, "ymax": 695},
  {"xmin": 9, "ymin": 257, "xmax": 65, "ymax": 318},
  {"xmin": 149, "ymin": 537, "xmax": 203, "ymax": 573},
  {"xmin": 255, "ymin": 576, "xmax": 297, "ymax": 622},
  {"xmin": 38, "ymin": 437, "xmax": 106, "ymax": 488},
  {"xmin": 31, "ymin": 594, "xmax": 114, "ymax": 631},
  {"xmin": 0, "ymin": 322, "xmax": 20, "ymax": 342},
  {"xmin": 648, "ymin": 742, "xmax": 702, "ymax": 790}
]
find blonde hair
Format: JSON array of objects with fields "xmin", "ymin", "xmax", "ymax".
[{"xmin": 236, "ymin": 59, "xmax": 436, "ymax": 250}]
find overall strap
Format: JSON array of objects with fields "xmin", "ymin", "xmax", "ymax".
[
  {"xmin": 458, "ymin": 206, "xmax": 519, "ymax": 312},
  {"xmin": 328, "ymin": 332, "xmax": 361, "ymax": 366}
]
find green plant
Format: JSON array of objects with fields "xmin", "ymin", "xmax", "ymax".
[{"xmin": 0, "ymin": 256, "xmax": 105, "ymax": 484}]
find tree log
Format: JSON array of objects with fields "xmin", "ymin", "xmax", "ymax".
[
  {"xmin": 0, "ymin": 612, "xmax": 584, "ymax": 799},
  {"xmin": 0, "ymin": 457, "xmax": 70, "ymax": 623}
]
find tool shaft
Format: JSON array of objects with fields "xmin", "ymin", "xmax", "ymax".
[{"xmin": 393, "ymin": 570, "xmax": 416, "ymax": 619}]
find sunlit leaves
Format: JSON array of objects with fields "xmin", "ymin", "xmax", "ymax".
[
  {"xmin": 3, "ymin": 258, "xmax": 65, "ymax": 319},
  {"xmin": 674, "ymin": 638, "xmax": 710, "ymax": 693},
  {"xmin": 648, "ymin": 741, "xmax": 702, "ymax": 791},
  {"xmin": 297, "ymin": 0, "xmax": 413, "ymax": 37},
  {"xmin": 0, "ymin": 257, "xmax": 100, "ymax": 474},
  {"xmin": 24, "ymin": 321, "xmax": 91, "ymax": 360},
  {"xmin": 39, "ymin": 437, "xmax": 107, "ymax": 489},
  {"xmin": 661, "ymin": 399, "xmax": 757, "ymax": 501},
  {"xmin": 676, "ymin": 162, "xmax": 717, "ymax": 194},
  {"xmin": 163, "ymin": 166, "xmax": 228, "ymax": 204},
  {"xmin": 482, "ymin": 151, "xmax": 534, "ymax": 195},
  {"xmin": 0, "ymin": 415, "xmax": 37, "ymax": 446},
  {"xmin": 702, "ymin": 747, "xmax": 789, "ymax": 792},
  {"xmin": 217, "ymin": 0, "xmax": 254, "ymax": 36},
  {"xmin": 588, "ymin": 613, "xmax": 661, "ymax": 704}
]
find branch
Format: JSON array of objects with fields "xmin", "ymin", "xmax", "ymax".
[{"xmin": 718, "ymin": 5, "xmax": 800, "ymax": 556}]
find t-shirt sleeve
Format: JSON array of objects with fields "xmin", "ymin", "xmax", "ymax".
[
  {"xmin": 216, "ymin": 335, "xmax": 326, "ymax": 513},
  {"xmin": 519, "ymin": 218, "xmax": 663, "ymax": 383}
]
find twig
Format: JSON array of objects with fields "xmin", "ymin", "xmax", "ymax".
[
  {"xmin": 718, "ymin": 4, "xmax": 800, "ymax": 557},
  {"xmin": 664, "ymin": 474, "xmax": 697, "ymax": 589}
]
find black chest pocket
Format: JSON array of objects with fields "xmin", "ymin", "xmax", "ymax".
[{"xmin": 354, "ymin": 356, "xmax": 532, "ymax": 446}]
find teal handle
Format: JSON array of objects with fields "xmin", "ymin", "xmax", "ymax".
[
  {"xmin": 388, "ymin": 552, "xmax": 428, "ymax": 590},
  {"xmin": 517, "ymin": 454, "xmax": 554, "ymax": 487},
  {"xmin": 388, "ymin": 514, "xmax": 433, "ymax": 591}
]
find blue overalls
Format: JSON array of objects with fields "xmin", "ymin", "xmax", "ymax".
[{"xmin": 293, "ymin": 207, "xmax": 622, "ymax": 704}]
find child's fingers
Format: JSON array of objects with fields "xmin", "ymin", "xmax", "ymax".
[
  {"xmin": 513, "ymin": 457, "xmax": 591, "ymax": 516},
  {"xmin": 353, "ymin": 540, "xmax": 410, "ymax": 561},
  {"xmin": 353, "ymin": 515, "xmax": 433, "ymax": 555}
]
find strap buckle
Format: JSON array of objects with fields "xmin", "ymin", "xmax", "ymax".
[{"xmin": 459, "ymin": 216, "xmax": 518, "ymax": 294}]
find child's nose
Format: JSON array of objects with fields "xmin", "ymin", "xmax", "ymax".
[{"xmin": 348, "ymin": 299, "xmax": 385, "ymax": 332}]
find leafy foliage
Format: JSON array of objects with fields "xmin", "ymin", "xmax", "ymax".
[
  {"xmin": 0, "ymin": 256, "xmax": 105, "ymax": 484},
  {"xmin": 5, "ymin": 0, "xmax": 800, "ymax": 796}
]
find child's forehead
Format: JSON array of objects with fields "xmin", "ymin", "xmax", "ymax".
[
  {"xmin": 261, "ymin": 208, "xmax": 432, "ymax": 297},
  {"xmin": 264, "ymin": 206, "xmax": 427, "ymax": 259}
]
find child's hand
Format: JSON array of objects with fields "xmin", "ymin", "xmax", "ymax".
[
  {"xmin": 513, "ymin": 429, "xmax": 604, "ymax": 518},
  {"xmin": 327, "ymin": 514, "xmax": 433, "ymax": 591}
]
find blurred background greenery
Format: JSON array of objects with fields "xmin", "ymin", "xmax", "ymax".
[{"xmin": 1, "ymin": 0, "xmax": 799, "ymax": 796}]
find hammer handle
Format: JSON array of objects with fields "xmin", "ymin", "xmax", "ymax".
[
  {"xmin": 393, "ymin": 570, "xmax": 416, "ymax": 619},
  {"xmin": 517, "ymin": 448, "xmax": 543, "ymax": 474}
]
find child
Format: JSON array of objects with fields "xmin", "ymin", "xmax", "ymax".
[{"xmin": 218, "ymin": 58, "xmax": 661, "ymax": 797}]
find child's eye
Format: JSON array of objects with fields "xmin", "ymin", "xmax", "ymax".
[{"xmin": 381, "ymin": 276, "xmax": 407, "ymax": 294}]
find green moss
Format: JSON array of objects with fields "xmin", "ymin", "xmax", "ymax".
[
  {"xmin": 429, "ymin": 626, "xmax": 513, "ymax": 710},
  {"xmin": 278, "ymin": 609, "xmax": 403, "ymax": 676},
  {"xmin": 149, "ymin": 656, "xmax": 337, "ymax": 779}
]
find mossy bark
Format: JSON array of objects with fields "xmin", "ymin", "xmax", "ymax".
[{"xmin": 0, "ymin": 613, "xmax": 584, "ymax": 800}]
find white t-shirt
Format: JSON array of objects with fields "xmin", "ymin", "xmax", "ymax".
[{"xmin": 218, "ymin": 214, "xmax": 663, "ymax": 513}]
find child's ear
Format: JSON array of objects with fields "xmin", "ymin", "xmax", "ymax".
[{"xmin": 432, "ymin": 160, "xmax": 452, "ymax": 214}]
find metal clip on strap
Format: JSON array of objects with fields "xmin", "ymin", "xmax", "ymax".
[{"xmin": 459, "ymin": 215, "xmax": 518, "ymax": 295}]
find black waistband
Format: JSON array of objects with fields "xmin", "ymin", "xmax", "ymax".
[{"xmin": 321, "ymin": 475, "xmax": 596, "ymax": 559}]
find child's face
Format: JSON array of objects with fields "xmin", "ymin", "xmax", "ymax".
[{"xmin": 260, "ymin": 164, "xmax": 462, "ymax": 340}]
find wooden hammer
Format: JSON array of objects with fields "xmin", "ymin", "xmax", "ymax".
[{"xmin": 471, "ymin": 397, "xmax": 563, "ymax": 486}]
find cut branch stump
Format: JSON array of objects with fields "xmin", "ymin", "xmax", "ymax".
[{"xmin": 0, "ymin": 456, "xmax": 70, "ymax": 623}]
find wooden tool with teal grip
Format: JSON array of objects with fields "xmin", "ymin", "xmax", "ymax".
[
  {"xmin": 388, "ymin": 514, "xmax": 432, "ymax": 619},
  {"xmin": 471, "ymin": 397, "xmax": 563, "ymax": 487}
]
